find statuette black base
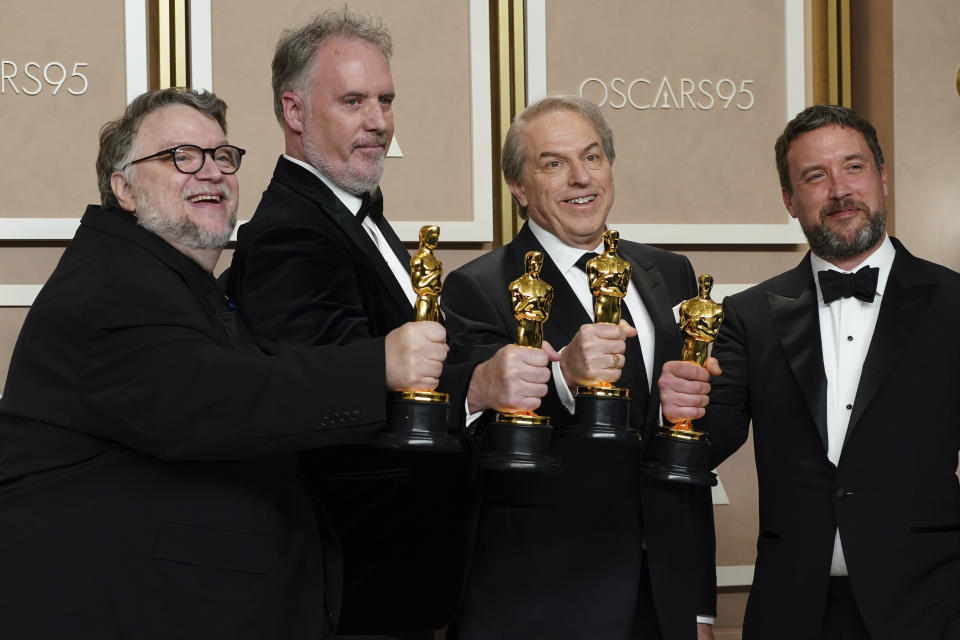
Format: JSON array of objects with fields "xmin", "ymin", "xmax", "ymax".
[
  {"xmin": 480, "ymin": 413, "xmax": 558, "ymax": 471},
  {"xmin": 377, "ymin": 391, "xmax": 462, "ymax": 452},
  {"xmin": 566, "ymin": 386, "xmax": 640, "ymax": 443},
  {"xmin": 639, "ymin": 426, "xmax": 717, "ymax": 486}
]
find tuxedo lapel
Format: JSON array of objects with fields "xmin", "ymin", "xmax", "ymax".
[
  {"xmin": 767, "ymin": 257, "xmax": 829, "ymax": 451},
  {"xmin": 511, "ymin": 224, "xmax": 589, "ymax": 346},
  {"xmin": 619, "ymin": 244, "xmax": 679, "ymax": 427},
  {"xmin": 274, "ymin": 159, "xmax": 412, "ymax": 318},
  {"xmin": 845, "ymin": 246, "xmax": 937, "ymax": 446}
]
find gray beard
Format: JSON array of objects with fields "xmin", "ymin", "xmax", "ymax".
[
  {"xmin": 804, "ymin": 206, "xmax": 887, "ymax": 262},
  {"xmin": 302, "ymin": 126, "xmax": 383, "ymax": 196},
  {"xmin": 136, "ymin": 194, "xmax": 236, "ymax": 250}
]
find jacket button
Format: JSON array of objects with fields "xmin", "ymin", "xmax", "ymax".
[{"xmin": 835, "ymin": 488, "xmax": 849, "ymax": 500}]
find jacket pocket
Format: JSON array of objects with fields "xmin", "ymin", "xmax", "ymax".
[{"xmin": 152, "ymin": 521, "xmax": 272, "ymax": 574}]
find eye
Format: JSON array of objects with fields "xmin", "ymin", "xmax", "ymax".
[
  {"xmin": 379, "ymin": 95, "xmax": 394, "ymax": 106},
  {"xmin": 345, "ymin": 97, "xmax": 361, "ymax": 106}
]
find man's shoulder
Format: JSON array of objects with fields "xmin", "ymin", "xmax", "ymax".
[
  {"xmin": 619, "ymin": 238, "xmax": 690, "ymax": 271},
  {"xmin": 449, "ymin": 243, "xmax": 519, "ymax": 283}
]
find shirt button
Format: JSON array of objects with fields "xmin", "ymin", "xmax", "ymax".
[
  {"xmin": 847, "ymin": 336, "xmax": 854, "ymax": 341},
  {"xmin": 846, "ymin": 404, "xmax": 853, "ymax": 410}
]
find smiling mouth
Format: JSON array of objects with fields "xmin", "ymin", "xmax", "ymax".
[
  {"xmin": 187, "ymin": 193, "xmax": 222, "ymax": 204},
  {"xmin": 565, "ymin": 195, "xmax": 596, "ymax": 205}
]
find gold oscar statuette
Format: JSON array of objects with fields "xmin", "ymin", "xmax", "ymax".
[
  {"xmin": 480, "ymin": 251, "xmax": 558, "ymax": 471},
  {"xmin": 639, "ymin": 274, "xmax": 721, "ymax": 486},
  {"xmin": 569, "ymin": 230, "xmax": 637, "ymax": 441},
  {"xmin": 378, "ymin": 225, "xmax": 459, "ymax": 451}
]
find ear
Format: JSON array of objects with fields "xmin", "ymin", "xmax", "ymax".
[
  {"xmin": 879, "ymin": 165, "xmax": 888, "ymax": 197},
  {"xmin": 282, "ymin": 91, "xmax": 306, "ymax": 135},
  {"xmin": 111, "ymin": 171, "xmax": 138, "ymax": 212},
  {"xmin": 507, "ymin": 179, "xmax": 528, "ymax": 208},
  {"xmin": 781, "ymin": 187, "xmax": 797, "ymax": 219}
]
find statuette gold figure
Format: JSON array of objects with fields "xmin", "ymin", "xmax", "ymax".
[
  {"xmin": 586, "ymin": 230, "xmax": 632, "ymax": 325},
  {"xmin": 410, "ymin": 225, "xmax": 443, "ymax": 323},
  {"xmin": 509, "ymin": 250, "xmax": 554, "ymax": 349}
]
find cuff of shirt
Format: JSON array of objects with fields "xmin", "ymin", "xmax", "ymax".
[
  {"xmin": 697, "ymin": 616, "xmax": 715, "ymax": 625},
  {"xmin": 551, "ymin": 352, "xmax": 576, "ymax": 413}
]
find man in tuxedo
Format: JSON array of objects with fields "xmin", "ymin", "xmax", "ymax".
[
  {"xmin": 440, "ymin": 96, "xmax": 717, "ymax": 640},
  {"xmin": 660, "ymin": 105, "xmax": 960, "ymax": 639},
  {"xmin": 0, "ymin": 88, "xmax": 447, "ymax": 639},
  {"xmin": 227, "ymin": 10, "xmax": 554, "ymax": 638}
]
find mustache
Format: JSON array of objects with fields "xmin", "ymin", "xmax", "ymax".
[
  {"xmin": 821, "ymin": 197, "xmax": 868, "ymax": 218},
  {"xmin": 353, "ymin": 135, "xmax": 388, "ymax": 150}
]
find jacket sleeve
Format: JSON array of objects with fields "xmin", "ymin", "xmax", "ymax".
[{"xmin": 75, "ymin": 266, "xmax": 388, "ymax": 460}]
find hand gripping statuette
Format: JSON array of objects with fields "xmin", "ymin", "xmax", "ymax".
[
  {"xmin": 378, "ymin": 225, "xmax": 461, "ymax": 452},
  {"xmin": 569, "ymin": 230, "xmax": 639, "ymax": 442},
  {"xmin": 480, "ymin": 251, "xmax": 558, "ymax": 471},
  {"xmin": 640, "ymin": 274, "xmax": 721, "ymax": 486}
]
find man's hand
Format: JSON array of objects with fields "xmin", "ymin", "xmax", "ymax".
[
  {"xmin": 658, "ymin": 357, "xmax": 722, "ymax": 424},
  {"xmin": 558, "ymin": 320, "xmax": 638, "ymax": 390},
  {"xmin": 697, "ymin": 622, "xmax": 715, "ymax": 640},
  {"xmin": 467, "ymin": 342, "xmax": 560, "ymax": 414},
  {"xmin": 384, "ymin": 321, "xmax": 448, "ymax": 391}
]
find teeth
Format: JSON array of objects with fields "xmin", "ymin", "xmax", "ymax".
[
  {"xmin": 566, "ymin": 195, "xmax": 595, "ymax": 204},
  {"xmin": 189, "ymin": 194, "xmax": 220, "ymax": 203}
]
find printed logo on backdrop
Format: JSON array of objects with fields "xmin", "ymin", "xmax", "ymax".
[
  {"xmin": 580, "ymin": 76, "xmax": 755, "ymax": 111},
  {"xmin": 1, "ymin": 61, "xmax": 89, "ymax": 96}
]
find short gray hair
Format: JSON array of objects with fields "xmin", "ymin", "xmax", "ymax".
[
  {"xmin": 96, "ymin": 88, "xmax": 228, "ymax": 209},
  {"xmin": 271, "ymin": 8, "xmax": 393, "ymax": 124},
  {"xmin": 502, "ymin": 95, "xmax": 616, "ymax": 187}
]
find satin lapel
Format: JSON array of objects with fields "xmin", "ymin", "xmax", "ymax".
[
  {"xmin": 845, "ymin": 248, "xmax": 936, "ymax": 446},
  {"xmin": 620, "ymin": 246, "xmax": 679, "ymax": 426},
  {"xmin": 511, "ymin": 224, "xmax": 589, "ymax": 346},
  {"xmin": 767, "ymin": 257, "xmax": 829, "ymax": 451},
  {"xmin": 276, "ymin": 161, "xmax": 412, "ymax": 318}
]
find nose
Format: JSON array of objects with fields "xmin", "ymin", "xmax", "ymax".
[
  {"xmin": 363, "ymin": 102, "xmax": 389, "ymax": 132},
  {"xmin": 568, "ymin": 159, "xmax": 590, "ymax": 187},
  {"xmin": 827, "ymin": 172, "xmax": 852, "ymax": 200},
  {"xmin": 194, "ymin": 150, "xmax": 225, "ymax": 180}
]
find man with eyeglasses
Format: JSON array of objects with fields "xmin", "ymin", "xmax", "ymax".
[
  {"xmin": 226, "ymin": 10, "xmax": 556, "ymax": 638},
  {"xmin": 0, "ymin": 87, "xmax": 449, "ymax": 639}
]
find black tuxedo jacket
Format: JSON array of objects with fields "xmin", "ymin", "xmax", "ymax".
[
  {"xmin": 441, "ymin": 223, "xmax": 716, "ymax": 640},
  {"xmin": 703, "ymin": 238, "xmax": 960, "ymax": 640},
  {"xmin": 0, "ymin": 205, "xmax": 389, "ymax": 639},
  {"xmin": 227, "ymin": 157, "xmax": 475, "ymax": 636}
]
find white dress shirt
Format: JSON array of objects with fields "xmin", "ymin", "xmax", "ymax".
[
  {"xmin": 282, "ymin": 155, "xmax": 415, "ymax": 307},
  {"xmin": 527, "ymin": 219, "xmax": 656, "ymax": 412},
  {"xmin": 809, "ymin": 234, "xmax": 896, "ymax": 576}
]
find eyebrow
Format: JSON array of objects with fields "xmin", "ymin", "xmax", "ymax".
[
  {"xmin": 536, "ymin": 141, "xmax": 602, "ymax": 161},
  {"xmin": 798, "ymin": 152, "xmax": 870, "ymax": 177}
]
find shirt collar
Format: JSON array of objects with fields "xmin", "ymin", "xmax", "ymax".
[
  {"xmin": 810, "ymin": 234, "xmax": 896, "ymax": 303},
  {"xmin": 282, "ymin": 154, "xmax": 363, "ymax": 215},
  {"xmin": 527, "ymin": 218, "xmax": 605, "ymax": 274}
]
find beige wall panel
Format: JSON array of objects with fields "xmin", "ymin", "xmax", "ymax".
[
  {"xmin": 891, "ymin": 0, "xmax": 960, "ymax": 271},
  {"xmin": 0, "ymin": 1, "xmax": 127, "ymax": 219},
  {"xmin": 0, "ymin": 246, "xmax": 67, "ymax": 283},
  {"xmin": 543, "ymin": 0, "xmax": 791, "ymax": 229},
  {"xmin": 209, "ymin": 1, "xmax": 478, "ymax": 232}
]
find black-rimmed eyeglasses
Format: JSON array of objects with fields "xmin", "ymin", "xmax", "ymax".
[{"xmin": 123, "ymin": 144, "xmax": 246, "ymax": 175}]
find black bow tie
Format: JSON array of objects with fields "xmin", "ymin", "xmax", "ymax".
[
  {"xmin": 356, "ymin": 191, "xmax": 382, "ymax": 223},
  {"xmin": 574, "ymin": 252, "xmax": 598, "ymax": 271},
  {"xmin": 817, "ymin": 266, "xmax": 879, "ymax": 304}
]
